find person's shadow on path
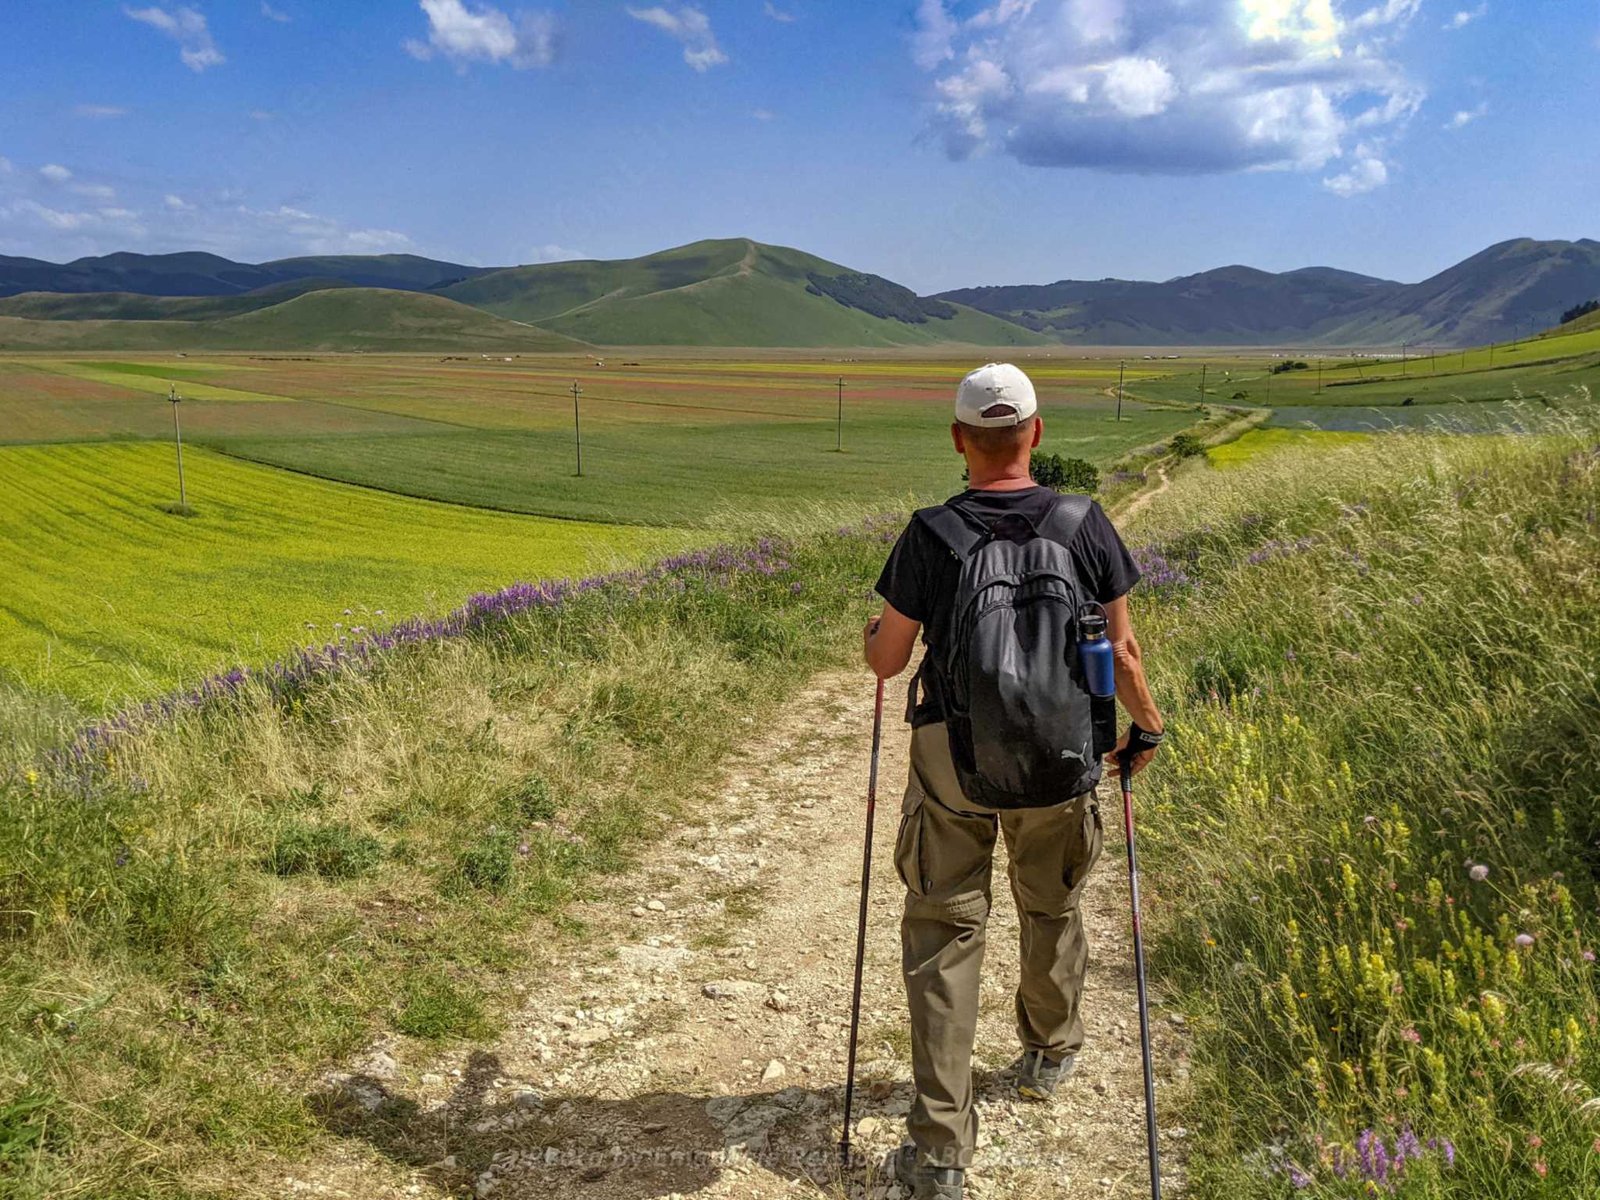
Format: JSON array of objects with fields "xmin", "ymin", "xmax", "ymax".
[{"xmin": 314, "ymin": 1049, "xmax": 1025, "ymax": 1199}]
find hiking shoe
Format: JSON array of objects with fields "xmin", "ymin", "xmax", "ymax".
[
  {"xmin": 894, "ymin": 1143, "xmax": 964, "ymax": 1200},
  {"xmin": 1015, "ymin": 1049, "xmax": 1076, "ymax": 1102}
]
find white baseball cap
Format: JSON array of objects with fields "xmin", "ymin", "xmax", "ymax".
[{"xmin": 955, "ymin": 362, "xmax": 1038, "ymax": 426}]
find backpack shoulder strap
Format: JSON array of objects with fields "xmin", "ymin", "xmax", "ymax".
[
  {"xmin": 913, "ymin": 503, "xmax": 987, "ymax": 561},
  {"xmin": 1036, "ymin": 492, "xmax": 1093, "ymax": 549}
]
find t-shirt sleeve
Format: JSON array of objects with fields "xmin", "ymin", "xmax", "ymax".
[
  {"xmin": 874, "ymin": 518, "xmax": 936, "ymax": 624},
  {"xmin": 1076, "ymin": 501, "xmax": 1141, "ymax": 602}
]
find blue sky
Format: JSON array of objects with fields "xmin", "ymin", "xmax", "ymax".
[{"xmin": 0, "ymin": 1, "xmax": 1595, "ymax": 292}]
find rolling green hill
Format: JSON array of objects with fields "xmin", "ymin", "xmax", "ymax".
[
  {"xmin": 442, "ymin": 238, "xmax": 1051, "ymax": 347},
  {"xmin": 0, "ymin": 277, "xmax": 358, "ymax": 322},
  {"xmin": 0, "ymin": 288, "xmax": 584, "ymax": 352},
  {"xmin": 0, "ymin": 250, "xmax": 496, "ymax": 298}
]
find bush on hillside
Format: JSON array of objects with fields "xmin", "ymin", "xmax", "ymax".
[
  {"xmin": 805, "ymin": 271, "xmax": 957, "ymax": 324},
  {"xmin": 1031, "ymin": 452, "xmax": 1099, "ymax": 493},
  {"xmin": 1560, "ymin": 298, "xmax": 1599, "ymax": 325},
  {"xmin": 1271, "ymin": 360, "xmax": 1311, "ymax": 374},
  {"xmin": 1169, "ymin": 432, "xmax": 1205, "ymax": 458}
]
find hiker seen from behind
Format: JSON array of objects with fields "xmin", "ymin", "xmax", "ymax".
[{"xmin": 862, "ymin": 362, "xmax": 1166, "ymax": 1200}]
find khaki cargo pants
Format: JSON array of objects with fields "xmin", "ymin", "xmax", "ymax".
[{"xmin": 895, "ymin": 723, "xmax": 1104, "ymax": 1169}]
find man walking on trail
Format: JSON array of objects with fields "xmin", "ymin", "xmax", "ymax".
[{"xmin": 862, "ymin": 363, "xmax": 1166, "ymax": 1200}]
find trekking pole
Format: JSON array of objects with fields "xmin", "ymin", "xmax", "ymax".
[
  {"xmin": 838, "ymin": 675, "xmax": 886, "ymax": 1170},
  {"xmin": 1119, "ymin": 749, "xmax": 1163, "ymax": 1198}
]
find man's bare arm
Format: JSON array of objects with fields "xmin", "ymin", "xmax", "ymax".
[
  {"xmin": 1105, "ymin": 594, "xmax": 1164, "ymax": 775},
  {"xmin": 864, "ymin": 603, "xmax": 921, "ymax": 680}
]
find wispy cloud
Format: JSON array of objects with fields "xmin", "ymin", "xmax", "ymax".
[
  {"xmin": 73, "ymin": 104, "xmax": 129, "ymax": 119},
  {"xmin": 260, "ymin": 1, "xmax": 290, "ymax": 21},
  {"xmin": 913, "ymin": 0, "xmax": 1422, "ymax": 197},
  {"xmin": 762, "ymin": 1, "xmax": 795, "ymax": 22},
  {"xmin": 1444, "ymin": 3, "xmax": 1488, "ymax": 29},
  {"xmin": 752, "ymin": 108, "xmax": 776, "ymax": 121},
  {"xmin": 39, "ymin": 164, "xmax": 73, "ymax": 184},
  {"xmin": 1445, "ymin": 101, "xmax": 1489, "ymax": 129},
  {"xmin": 124, "ymin": 5, "xmax": 226, "ymax": 72},
  {"xmin": 405, "ymin": 0, "xmax": 559, "ymax": 70},
  {"xmin": 165, "ymin": 193, "xmax": 194, "ymax": 210},
  {"xmin": 627, "ymin": 6, "xmax": 728, "ymax": 72}
]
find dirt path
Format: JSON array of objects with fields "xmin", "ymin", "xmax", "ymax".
[
  {"xmin": 1115, "ymin": 461, "xmax": 1171, "ymax": 526},
  {"xmin": 290, "ymin": 667, "xmax": 1191, "ymax": 1200}
]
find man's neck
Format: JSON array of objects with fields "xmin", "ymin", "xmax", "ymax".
[{"xmin": 966, "ymin": 463, "xmax": 1035, "ymax": 492}]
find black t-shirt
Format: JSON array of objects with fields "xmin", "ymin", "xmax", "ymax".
[{"xmin": 875, "ymin": 486, "xmax": 1141, "ymax": 724}]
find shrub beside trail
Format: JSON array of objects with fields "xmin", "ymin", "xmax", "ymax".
[{"xmin": 1128, "ymin": 427, "xmax": 1600, "ymax": 1197}]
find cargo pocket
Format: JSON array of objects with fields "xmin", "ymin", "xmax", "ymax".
[
  {"xmin": 1063, "ymin": 794, "xmax": 1105, "ymax": 894},
  {"xmin": 894, "ymin": 784, "xmax": 928, "ymax": 899}
]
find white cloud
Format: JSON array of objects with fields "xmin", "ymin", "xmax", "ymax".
[
  {"xmin": 626, "ymin": 6, "xmax": 728, "ymax": 72},
  {"xmin": 74, "ymin": 104, "xmax": 129, "ymax": 119},
  {"xmin": 0, "ymin": 157, "xmax": 12, "ymax": 175},
  {"xmin": 1324, "ymin": 146, "xmax": 1388, "ymax": 195},
  {"xmin": 238, "ymin": 205, "xmax": 414, "ymax": 254},
  {"xmin": 72, "ymin": 183, "xmax": 118, "ymax": 201},
  {"xmin": 39, "ymin": 164, "xmax": 73, "ymax": 184},
  {"xmin": 528, "ymin": 243, "xmax": 587, "ymax": 263},
  {"xmin": 249, "ymin": 109, "xmax": 276, "ymax": 121},
  {"xmin": 914, "ymin": 0, "xmax": 1421, "ymax": 190},
  {"xmin": 912, "ymin": 0, "xmax": 958, "ymax": 70},
  {"xmin": 165, "ymin": 193, "xmax": 194, "ymax": 210},
  {"xmin": 1444, "ymin": 3, "xmax": 1487, "ymax": 29},
  {"xmin": 260, "ymin": 1, "xmax": 290, "ymax": 21},
  {"xmin": 1445, "ymin": 100, "xmax": 1488, "ymax": 129},
  {"xmin": 752, "ymin": 107, "xmax": 776, "ymax": 121},
  {"xmin": 124, "ymin": 5, "xmax": 226, "ymax": 72},
  {"xmin": 763, "ymin": 1, "xmax": 795, "ymax": 21},
  {"xmin": 406, "ymin": 0, "xmax": 558, "ymax": 70}
]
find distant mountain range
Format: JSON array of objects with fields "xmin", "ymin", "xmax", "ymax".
[
  {"xmin": 937, "ymin": 238, "xmax": 1600, "ymax": 347},
  {"xmin": 1, "ymin": 236, "xmax": 1595, "ymax": 350}
]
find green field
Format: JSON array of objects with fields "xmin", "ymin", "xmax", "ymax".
[
  {"xmin": 1120, "ymin": 322, "xmax": 1600, "ymax": 428},
  {"xmin": 216, "ymin": 395, "xmax": 1196, "ymax": 526},
  {"xmin": 0, "ymin": 442, "xmax": 688, "ymax": 706},
  {"xmin": 0, "ymin": 351, "xmax": 1203, "ymax": 711}
]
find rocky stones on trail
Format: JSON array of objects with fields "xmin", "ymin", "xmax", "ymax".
[{"xmin": 760, "ymin": 1058, "xmax": 786, "ymax": 1083}]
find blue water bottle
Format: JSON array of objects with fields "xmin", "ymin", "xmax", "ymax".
[{"xmin": 1078, "ymin": 603, "xmax": 1118, "ymax": 757}]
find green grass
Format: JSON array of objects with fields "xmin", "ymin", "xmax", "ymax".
[
  {"xmin": 0, "ymin": 521, "xmax": 890, "ymax": 1197},
  {"xmin": 1128, "ymin": 424, "xmax": 1600, "ymax": 1197},
  {"xmin": 0, "ymin": 442, "xmax": 690, "ymax": 711},
  {"xmin": 215, "ymin": 398, "xmax": 1197, "ymax": 527},
  {"xmin": 1207, "ymin": 428, "xmax": 1370, "ymax": 468}
]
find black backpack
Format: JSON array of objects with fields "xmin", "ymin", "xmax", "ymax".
[{"xmin": 912, "ymin": 492, "xmax": 1102, "ymax": 808}]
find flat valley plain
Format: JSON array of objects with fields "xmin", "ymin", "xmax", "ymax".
[
  {"xmin": 2, "ymin": 349, "xmax": 1197, "ymax": 711},
  {"xmin": 6, "ymin": 328, "xmax": 1594, "ymax": 713}
]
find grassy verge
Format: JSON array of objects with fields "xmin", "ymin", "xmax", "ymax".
[
  {"xmin": 0, "ymin": 531, "xmax": 891, "ymax": 1197},
  {"xmin": 1128, "ymin": 424, "xmax": 1600, "ymax": 1196}
]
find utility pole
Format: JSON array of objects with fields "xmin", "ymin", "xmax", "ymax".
[
  {"xmin": 1400, "ymin": 341, "xmax": 1408, "ymax": 376},
  {"xmin": 1317, "ymin": 357, "xmax": 1323, "ymax": 395},
  {"xmin": 571, "ymin": 380, "xmax": 583, "ymax": 477},
  {"xmin": 1116, "ymin": 361, "xmax": 1125, "ymax": 421},
  {"xmin": 835, "ymin": 376, "xmax": 845, "ymax": 452},
  {"xmin": 1264, "ymin": 360, "xmax": 1271, "ymax": 405},
  {"xmin": 1198, "ymin": 362, "xmax": 1206, "ymax": 406},
  {"xmin": 168, "ymin": 384, "xmax": 187, "ymax": 510}
]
